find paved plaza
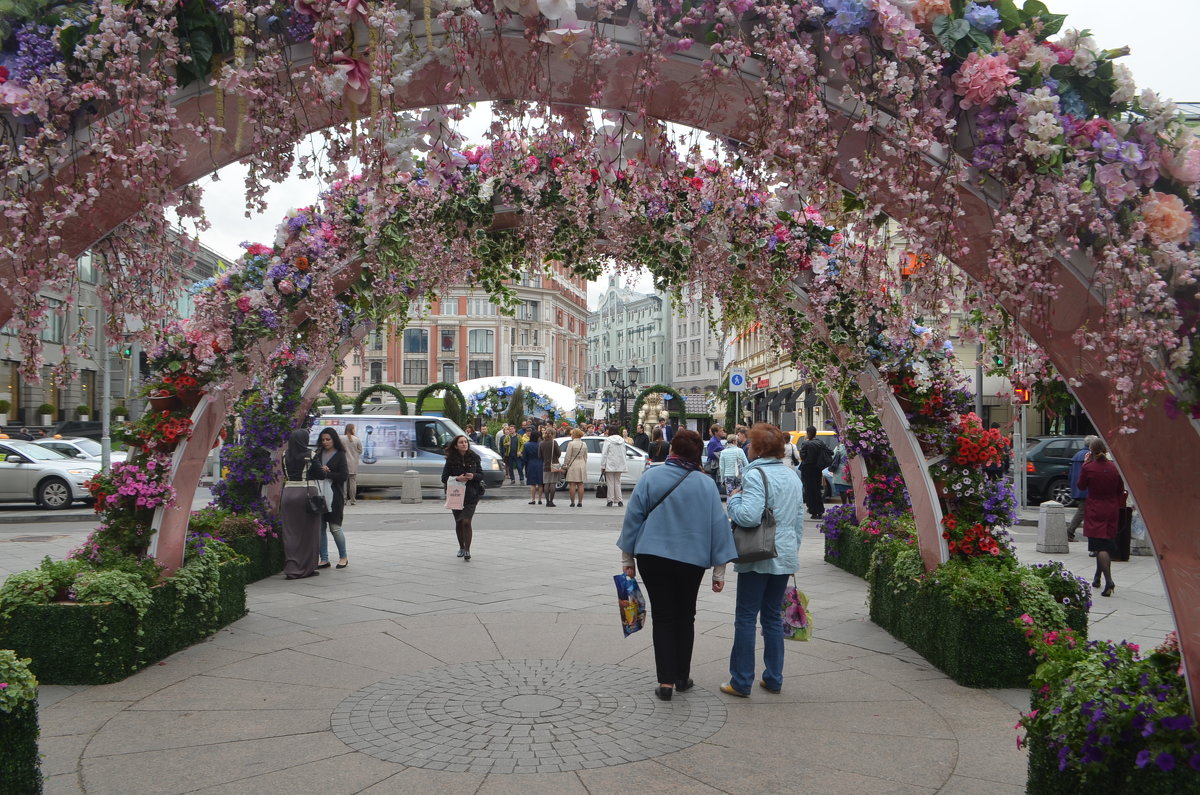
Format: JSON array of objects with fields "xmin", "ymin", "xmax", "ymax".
[{"xmin": 0, "ymin": 486, "xmax": 1176, "ymax": 794}]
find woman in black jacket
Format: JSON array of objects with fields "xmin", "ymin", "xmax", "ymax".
[
  {"xmin": 441, "ymin": 434, "xmax": 484, "ymax": 561},
  {"xmin": 311, "ymin": 427, "xmax": 349, "ymax": 569}
]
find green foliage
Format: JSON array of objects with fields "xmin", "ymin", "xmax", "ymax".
[
  {"xmin": 0, "ymin": 557, "xmax": 83, "ymax": 618},
  {"xmin": 322, "ymin": 387, "xmax": 343, "ymax": 413},
  {"xmin": 71, "ymin": 569, "xmax": 154, "ymax": 620},
  {"xmin": 352, "ymin": 383, "xmax": 409, "ymax": 413},
  {"xmin": 0, "ymin": 649, "xmax": 38, "ymax": 713},
  {"xmin": 174, "ymin": 0, "xmax": 233, "ymax": 86},
  {"xmin": 0, "ymin": 399, "xmax": 9, "ymax": 413},
  {"xmin": 505, "ymin": 385, "xmax": 526, "ymax": 427},
  {"xmin": 0, "ymin": 650, "xmax": 41, "ymax": 794},
  {"xmin": 415, "ymin": 382, "xmax": 467, "ymax": 424},
  {"xmin": 36, "ymin": 403, "xmax": 55, "ymax": 415}
]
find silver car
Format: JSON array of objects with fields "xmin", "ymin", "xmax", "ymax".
[
  {"xmin": 555, "ymin": 435, "xmax": 650, "ymax": 492},
  {"xmin": 35, "ymin": 437, "xmax": 127, "ymax": 464},
  {"xmin": 0, "ymin": 439, "xmax": 102, "ymax": 509}
]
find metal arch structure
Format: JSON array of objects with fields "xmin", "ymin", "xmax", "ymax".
[{"xmin": 0, "ymin": 5, "xmax": 1197, "ymax": 702}]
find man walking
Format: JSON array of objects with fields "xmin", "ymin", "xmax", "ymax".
[
  {"xmin": 499, "ymin": 426, "xmax": 520, "ymax": 484},
  {"xmin": 798, "ymin": 426, "xmax": 829, "ymax": 519},
  {"xmin": 705, "ymin": 424, "xmax": 725, "ymax": 483},
  {"xmin": 1066, "ymin": 435, "xmax": 1098, "ymax": 542}
]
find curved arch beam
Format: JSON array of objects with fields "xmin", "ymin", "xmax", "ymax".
[{"xmin": 822, "ymin": 390, "xmax": 870, "ymax": 524}]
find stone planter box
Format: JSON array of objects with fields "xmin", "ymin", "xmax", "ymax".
[
  {"xmin": 0, "ymin": 561, "xmax": 246, "ymax": 685},
  {"xmin": 0, "ymin": 700, "xmax": 42, "ymax": 794}
]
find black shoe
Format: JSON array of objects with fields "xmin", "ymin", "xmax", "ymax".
[
  {"xmin": 1092, "ymin": 574, "xmax": 1102, "ymax": 588},
  {"xmin": 674, "ymin": 679, "xmax": 694, "ymax": 692},
  {"xmin": 317, "ymin": 561, "xmax": 331, "ymax": 569},
  {"xmin": 1068, "ymin": 535, "xmax": 1077, "ymax": 542},
  {"xmin": 464, "ymin": 551, "xmax": 471, "ymax": 561},
  {"xmin": 1101, "ymin": 584, "xmax": 1115, "ymax": 597},
  {"xmin": 654, "ymin": 686, "xmax": 672, "ymax": 701}
]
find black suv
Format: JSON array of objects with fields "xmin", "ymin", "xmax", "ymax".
[
  {"xmin": 50, "ymin": 421, "xmax": 105, "ymax": 441},
  {"xmin": 1024, "ymin": 436, "xmax": 1089, "ymax": 506}
]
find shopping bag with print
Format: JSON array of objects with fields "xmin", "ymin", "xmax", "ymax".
[
  {"xmin": 781, "ymin": 578, "xmax": 812, "ymax": 641},
  {"xmin": 613, "ymin": 573, "xmax": 646, "ymax": 636},
  {"xmin": 445, "ymin": 480, "xmax": 467, "ymax": 511}
]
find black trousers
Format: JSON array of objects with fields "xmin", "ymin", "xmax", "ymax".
[
  {"xmin": 800, "ymin": 466, "xmax": 825, "ymax": 517},
  {"xmin": 636, "ymin": 554, "xmax": 706, "ymax": 686}
]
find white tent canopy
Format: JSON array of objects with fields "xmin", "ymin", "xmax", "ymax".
[{"xmin": 457, "ymin": 376, "xmax": 577, "ymax": 414}]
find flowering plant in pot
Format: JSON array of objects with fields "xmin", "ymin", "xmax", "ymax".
[
  {"xmin": 115, "ymin": 409, "xmax": 194, "ymax": 456},
  {"xmin": 83, "ymin": 455, "xmax": 176, "ymax": 556}
]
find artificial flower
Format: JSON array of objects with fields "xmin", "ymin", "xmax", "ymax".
[
  {"xmin": 952, "ymin": 52, "xmax": 1018, "ymax": 110},
  {"xmin": 1140, "ymin": 191, "xmax": 1193, "ymax": 246}
]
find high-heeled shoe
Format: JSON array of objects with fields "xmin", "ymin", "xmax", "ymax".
[
  {"xmin": 1101, "ymin": 584, "xmax": 1115, "ymax": 597},
  {"xmin": 1092, "ymin": 574, "xmax": 1102, "ymax": 588}
]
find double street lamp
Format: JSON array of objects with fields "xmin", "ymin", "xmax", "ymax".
[{"xmin": 606, "ymin": 364, "xmax": 641, "ymax": 433}]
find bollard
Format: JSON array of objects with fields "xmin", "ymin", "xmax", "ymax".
[
  {"xmin": 401, "ymin": 469, "xmax": 422, "ymax": 504},
  {"xmin": 1036, "ymin": 501, "xmax": 1068, "ymax": 554}
]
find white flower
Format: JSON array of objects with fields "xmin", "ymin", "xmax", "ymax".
[
  {"xmin": 1110, "ymin": 63, "xmax": 1137, "ymax": 105},
  {"xmin": 539, "ymin": 23, "xmax": 592, "ymax": 53},
  {"xmin": 478, "ymin": 176, "xmax": 497, "ymax": 201},
  {"xmin": 537, "ymin": 0, "xmax": 576, "ymax": 20},
  {"xmin": 1018, "ymin": 45, "xmax": 1057, "ymax": 74}
]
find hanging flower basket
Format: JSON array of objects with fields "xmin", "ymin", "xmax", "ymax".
[
  {"xmin": 176, "ymin": 388, "xmax": 203, "ymax": 410},
  {"xmin": 147, "ymin": 391, "xmax": 180, "ymax": 412}
]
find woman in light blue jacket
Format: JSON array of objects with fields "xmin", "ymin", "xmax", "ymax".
[
  {"xmin": 722, "ymin": 423, "xmax": 804, "ymax": 697},
  {"xmin": 618, "ymin": 429, "xmax": 738, "ymax": 702}
]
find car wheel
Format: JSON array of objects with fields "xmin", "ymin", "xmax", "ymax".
[
  {"xmin": 1047, "ymin": 478, "xmax": 1075, "ymax": 508},
  {"xmin": 38, "ymin": 477, "xmax": 74, "ymax": 510}
]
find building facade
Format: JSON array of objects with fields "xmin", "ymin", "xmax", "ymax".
[
  {"xmin": 0, "ymin": 239, "xmax": 226, "ymax": 427},
  {"xmin": 585, "ymin": 276, "xmax": 670, "ymax": 398},
  {"xmin": 669, "ymin": 282, "xmax": 727, "ymax": 397},
  {"xmin": 341, "ymin": 262, "xmax": 590, "ymax": 397}
]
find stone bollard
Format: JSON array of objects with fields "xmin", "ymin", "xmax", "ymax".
[
  {"xmin": 401, "ymin": 469, "xmax": 422, "ymax": 504},
  {"xmin": 1036, "ymin": 501, "xmax": 1069, "ymax": 554}
]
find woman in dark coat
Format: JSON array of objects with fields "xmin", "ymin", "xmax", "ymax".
[
  {"xmin": 281, "ymin": 428, "xmax": 321, "ymax": 579},
  {"xmin": 311, "ymin": 426, "xmax": 349, "ymax": 569},
  {"xmin": 539, "ymin": 431, "xmax": 561, "ymax": 507},
  {"xmin": 1077, "ymin": 438, "xmax": 1124, "ymax": 597},
  {"xmin": 522, "ymin": 429, "xmax": 544, "ymax": 505},
  {"xmin": 441, "ymin": 435, "xmax": 484, "ymax": 561}
]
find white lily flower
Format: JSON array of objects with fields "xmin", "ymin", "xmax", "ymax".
[{"xmin": 537, "ymin": 0, "xmax": 575, "ymax": 20}]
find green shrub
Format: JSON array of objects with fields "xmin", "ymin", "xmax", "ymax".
[{"xmin": 0, "ymin": 650, "xmax": 41, "ymax": 794}]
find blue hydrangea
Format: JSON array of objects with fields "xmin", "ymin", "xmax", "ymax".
[
  {"xmin": 964, "ymin": 2, "xmax": 1001, "ymax": 32},
  {"xmin": 825, "ymin": 0, "xmax": 872, "ymax": 35},
  {"xmin": 1058, "ymin": 87, "xmax": 1089, "ymax": 118}
]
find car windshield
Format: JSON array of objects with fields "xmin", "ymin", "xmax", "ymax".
[
  {"xmin": 4, "ymin": 442, "xmax": 76, "ymax": 461},
  {"xmin": 73, "ymin": 439, "xmax": 102, "ymax": 456}
]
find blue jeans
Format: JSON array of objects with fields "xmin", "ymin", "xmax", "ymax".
[
  {"xmin": 320, "ymin": 521, "xmax": 347, "ymax": 563},
  {"xmin": 729, "ymin": 571, "xmax": 790, "ymax": 694}
]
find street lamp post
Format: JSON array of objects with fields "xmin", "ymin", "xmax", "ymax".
[{"xmin": 606, "ymin": 364, "xmax": 641, "ymax": 433}]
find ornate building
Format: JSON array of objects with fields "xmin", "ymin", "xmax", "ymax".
[{"xmin": 585, "ymin": 275, "xmax": 669, "ymax": 398}]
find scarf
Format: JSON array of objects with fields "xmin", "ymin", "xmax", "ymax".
[
  {"xmin": 666, "ymin": 454, "xmax": 701, "ymax": 472},
  {"xmin": 284, "ymin": 428, "xmax": 311, "ymax": 480}
]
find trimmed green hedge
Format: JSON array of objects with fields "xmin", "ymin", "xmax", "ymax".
[
  {"xmin": 867, "ymin": 544, "xmax": 1086, "ymax": 689},
  {"xmin": 0, "ymin": 561, "xmax": 246, "ymax": 685},
  {"xmin": 228, "ymin": 534, "xmax": 285, "ymax": 583},
  {"xmin": 0, "ymin": 701, "xmax": 41, "ymax": 794},
  {"xmin": 1026, "ymin": 718, "xmax": 1200, "ymax": 794},
  {"xmin": 823, "ymin": 523, "xmax": 875, "ymax": 578}
]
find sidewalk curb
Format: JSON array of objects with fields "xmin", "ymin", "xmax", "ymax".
[{"xmin": 0, "ymin": 512, "xmax": 96, "ymax": 524}]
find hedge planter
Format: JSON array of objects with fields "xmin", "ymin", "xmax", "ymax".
[
  {"xmin": 1026, "ymin": 725, "xmax": 1200, "ymax": 794},
  {"xmin": 227, "ymin": 534, "xmax": 285, "ymax": 583},
  {"xmin": 866, "ymin": 545, "xmax": 1088, "ymax": 689},
  {"xmin": 0, "ymin": 561, "xmax": 247, "ymax": 685},
  {"xmin": 0, "ymin": 651, "xmax": 41, "ymax": 795},
  {"xmin": 823, "ymin": 522, "xmax": 875, "ymax": 579}
]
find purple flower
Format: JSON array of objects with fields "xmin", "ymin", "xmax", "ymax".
[
  {"xmin": 1160, "ymin": 715, "xmax": 1194, "ymax": 731},
  {"xmin": 1156, "ymin": 752, "xmax": 1176, "ymax": 772},
  {"xmin": 826, "ymin": 0, "xmax": 872, "ymax": 34}
]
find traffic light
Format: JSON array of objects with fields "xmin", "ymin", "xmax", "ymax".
[
  {"xmin": 992, "ymin": 353, "xmax": 1006, "ymax": 368},
  {"xmin": 1013, "ymin": 387, "xmax": 1031, "ymax": 405},
  {"xmin": 121, "ymin": 344, "xmax": 132, "ymax": 359}
]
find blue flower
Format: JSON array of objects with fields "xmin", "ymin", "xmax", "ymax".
[
  {"xmin": 826, "ymin": 0, "xmax": 871, "ymax": 35},
  {"xmin": 1156, "ymin": 752, "xmax": 1176, "ymax": 772},
  {"xmin": 964, "ymin": 2, "xmax": 1000, "ymax": 32}
]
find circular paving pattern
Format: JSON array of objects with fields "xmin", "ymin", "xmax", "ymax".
[{"xmin": 331, "ymin": 659, "xmax": 727, "ymax": 774}]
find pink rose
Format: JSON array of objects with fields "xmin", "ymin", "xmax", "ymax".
[{"xmin": 236, "ymin": 296, "xmax": 252, "ymax": 312}]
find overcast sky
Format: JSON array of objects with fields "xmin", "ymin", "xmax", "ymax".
[{"xmin": 187, "ymin": 0, "xmax": 1197, "ymax": 309}]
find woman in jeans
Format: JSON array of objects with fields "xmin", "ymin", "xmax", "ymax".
[
  {"xmin": 722, "ymin": 423, "xmax": 803, "ymax": 697},
  {"xmin": 617, "ymin": 429, "xmax": 737, "ymax": 701},
  {"xmin": 311, "ymin": 427, "xmax": 349, "ymax": 569}
]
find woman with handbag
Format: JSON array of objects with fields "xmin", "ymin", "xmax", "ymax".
[
  {"xmin": 280, "ymin": 428, "xmax": 321, "ymax": 580},
  {"xmin": 343, "ymin": 423, "xmax": 363, "ymax": 505},
  {"xmin": 617, "ymin": 429, "xmax": 738, "ymax": 701},
  {"xmin": 522, "ymin": 429, "xmax": 544, "ymax": 505},
  {"xmin": 441, "ymin": 434, "xmax": 484, "ymax": 561},
  {"xmin": 563, "ymin": 428, "xmax": 589, "ymax": 507},
  {"xmin": 539, "ymin": 430, "xmax": 562, "ymax": 507},
  {"xmin": 722, "ymin": 423, "xmax": 804, "ymax": 697},
  {"xmin": 311, "ymin": 427, "xmax": 350, "ymax": 570}
]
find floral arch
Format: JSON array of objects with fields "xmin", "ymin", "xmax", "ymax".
[
  {"xmin": 0, "ymin": 0, "xmax": 1198, "ymax": 707},
  {"xmin": 352, "ymin": 383, "xmax": 410, "ymax": 413},
  {"xmin": 414, "ymin": 381, "xmax": 468, "ymax": 423}
]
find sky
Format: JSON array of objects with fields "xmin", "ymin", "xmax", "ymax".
[{"xmin": 187, "ymin": 0, "xmax": 1197, "ymax": 310}]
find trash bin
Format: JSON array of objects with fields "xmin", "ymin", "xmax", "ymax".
[{"xmin": 1114, "ymin": 506, "xmax": 1133, "ymax": 562}]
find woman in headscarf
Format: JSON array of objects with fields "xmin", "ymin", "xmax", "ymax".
[{"xmin": 281, "ymin": 427, "xmax": 321, "ymax": 580}]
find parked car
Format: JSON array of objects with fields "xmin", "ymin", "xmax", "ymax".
[
  {"xmin": 311, "ymin": 414, "xmax": 506, "ymax": 489},
  {"xmin": 1024, "ymin": 435, "xmax": 1090, "ymax": 506},
  {"xmin": 555, "ymin": 435, "xmax": 650, "ymax": 491},
  {"xmin": 0, "ymin": 439, "xmax": 101, "ymax": 509},
  {"xmin": 35, "ymin": 437, "xmax": 127, "ymax": 464},
  {"xmin": 50, "ymin": 420, "xmax": 105, "ymax": 441}
]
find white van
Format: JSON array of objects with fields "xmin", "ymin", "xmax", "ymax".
[{"xmin": 309, "ymin": 415, "xmax": 506, "ymax": 490}]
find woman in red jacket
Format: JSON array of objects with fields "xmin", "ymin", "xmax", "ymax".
[{"xmin": 1076, "ymin": 438, "xmax": 1124, "ymax": 598}]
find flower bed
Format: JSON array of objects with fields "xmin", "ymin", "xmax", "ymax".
[
  {"xmin": 0, "ymin": 559, "xmax": 245, "ymax": 685},
  {"xmin": 867, "ymin": 539, "xmax": 1088, "ymax": 688},
  {"xmin": 0, "ymin": 650, "xmax": 41, "ymax": 794},
  {"xmin": 822, "ymin": 505, "xmax": 910, "ymax": 579},
  {"xmin": 1021, "ymin": 632, "xmax": 1200, "ymax": 794}
]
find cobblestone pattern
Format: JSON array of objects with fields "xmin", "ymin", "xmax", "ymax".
[{"xmin": 331, "ymin": 659, "xmax": 726, "ymax": 773}]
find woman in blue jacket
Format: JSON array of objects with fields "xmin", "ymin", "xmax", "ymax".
[
  {"xmin": 617, "ymin": 429, "xmax": 738, "ymax": 702},
  {"xmin": 722, "ymin": 423, "xmax": 804, "ymax": 697}
]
